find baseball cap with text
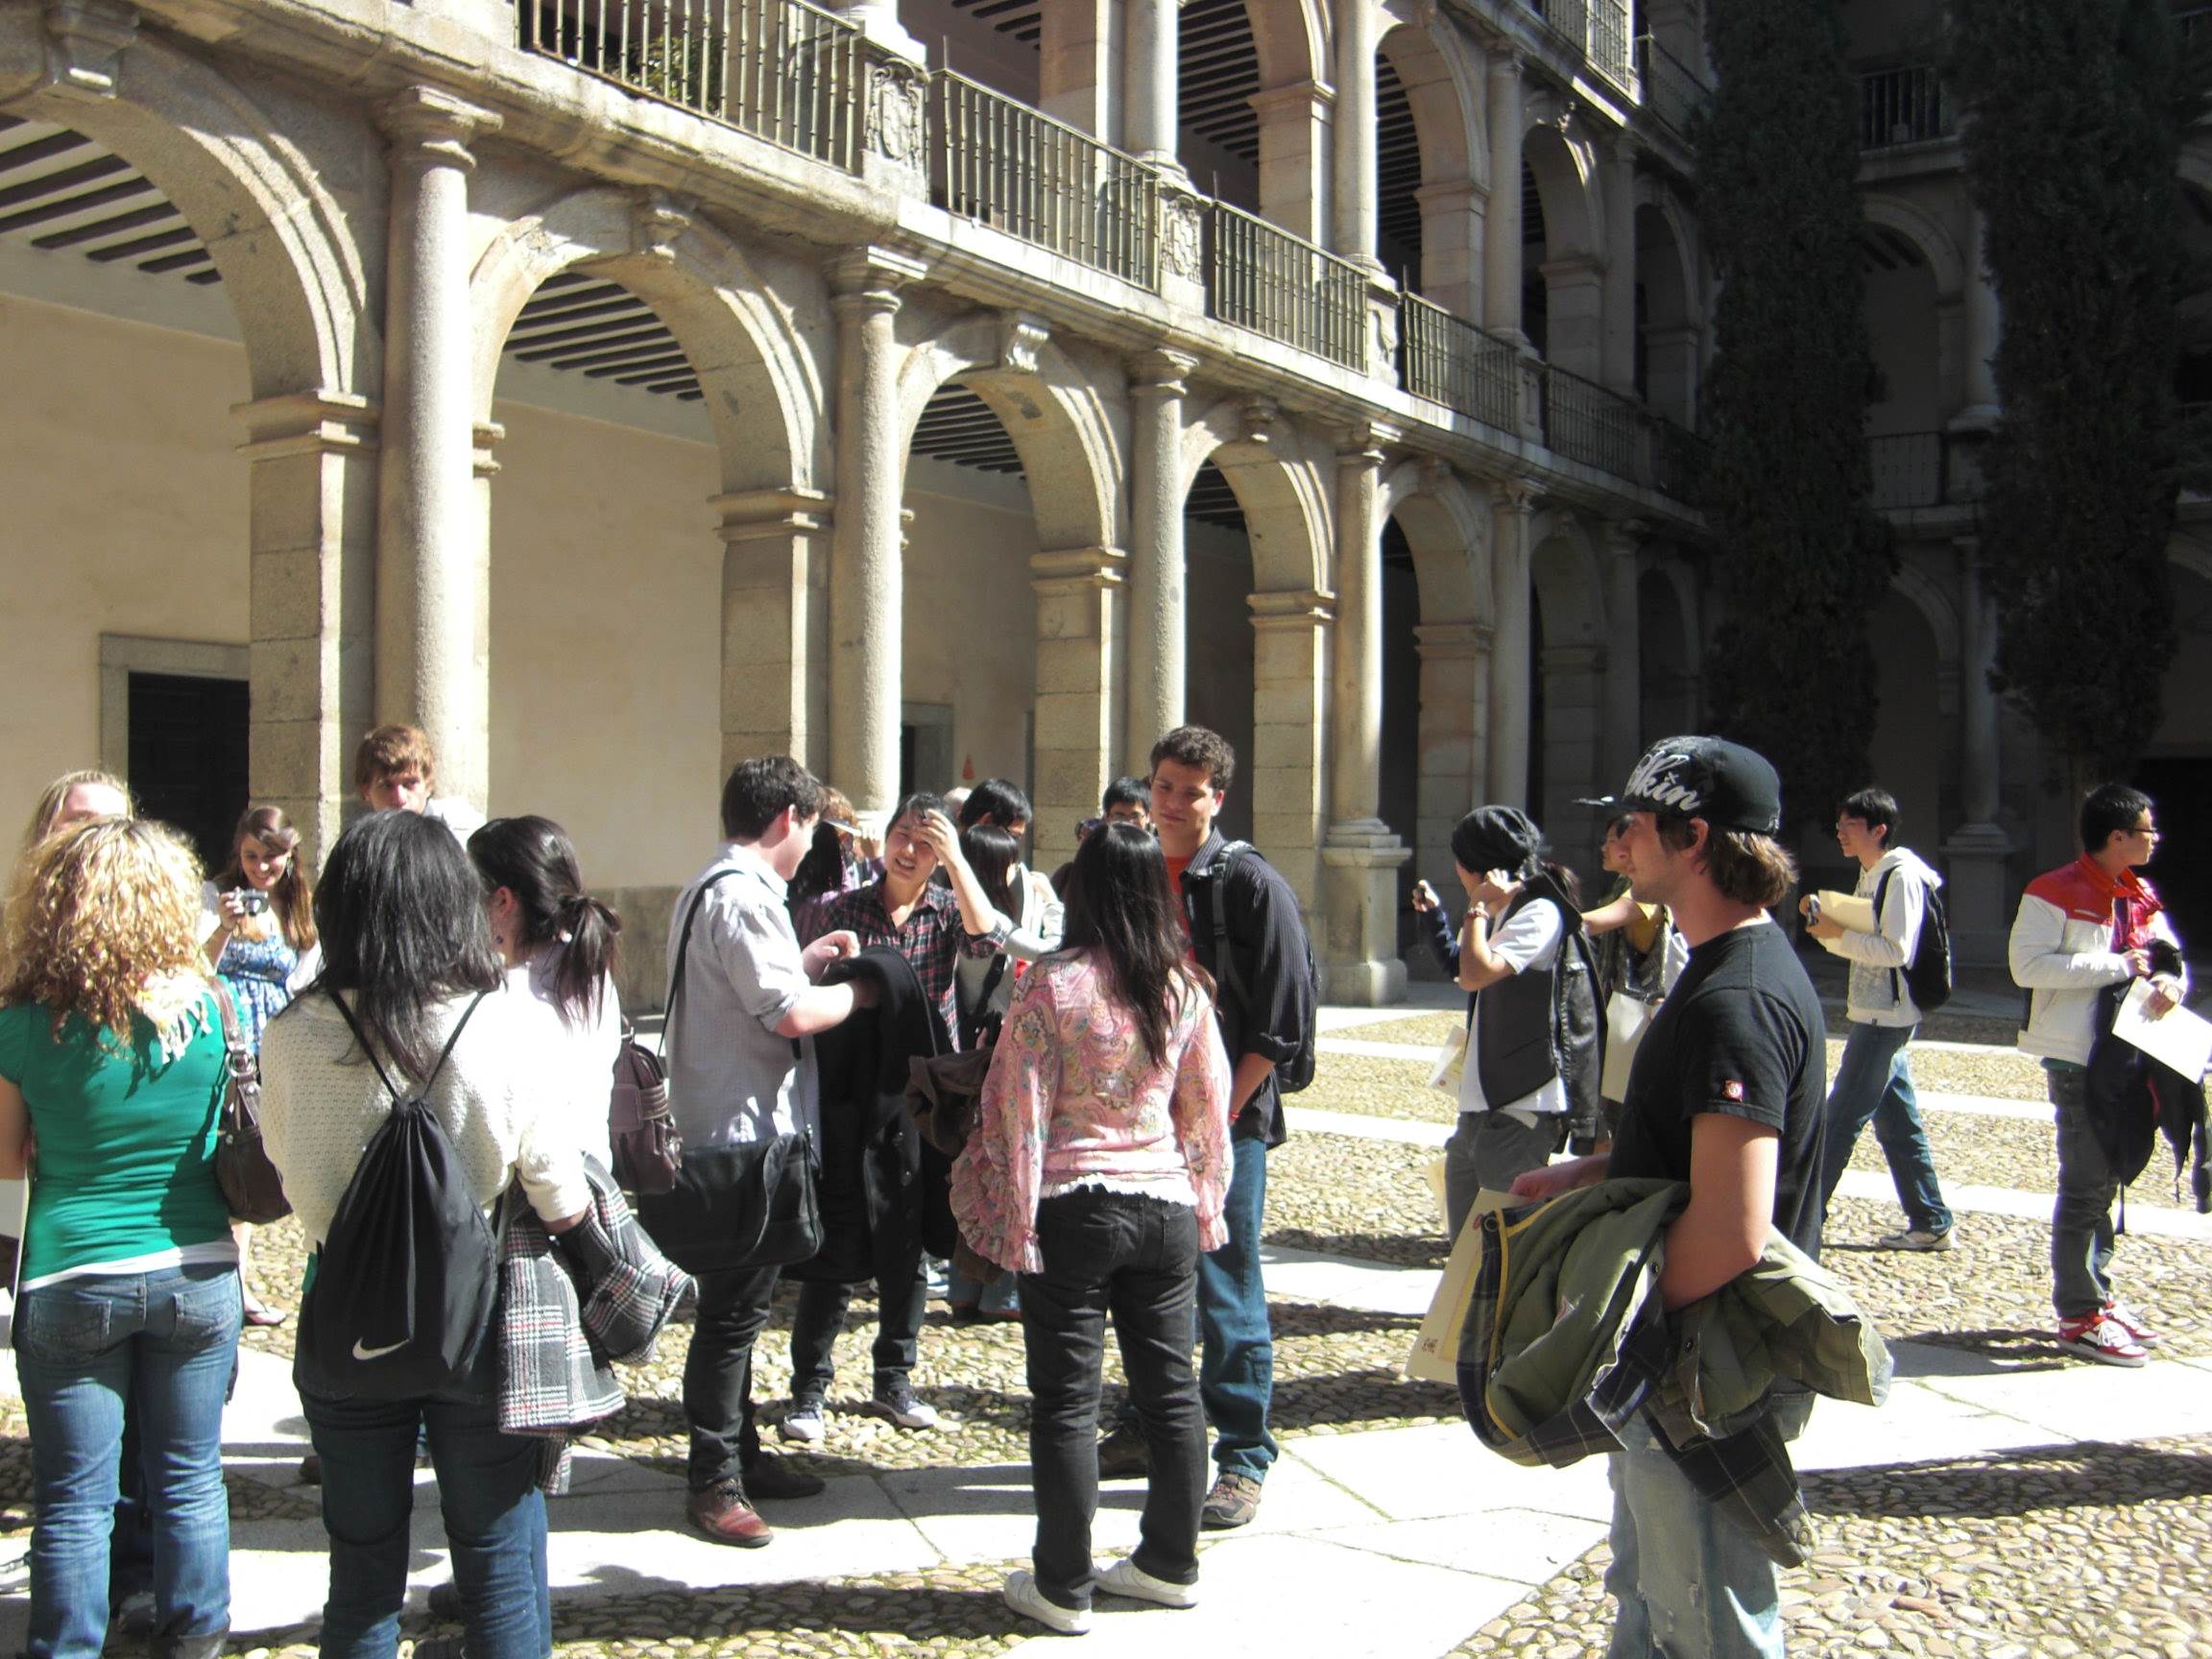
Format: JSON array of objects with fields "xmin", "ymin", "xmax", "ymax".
[{"xmin": 1585, "ymin": 735, "xmax": 1783, "ymax": 835}]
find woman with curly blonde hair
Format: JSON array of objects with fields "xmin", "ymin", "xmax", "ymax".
[{"xmin": 0, "ymin": 818, "xmax": 240, "ymax": 1659}]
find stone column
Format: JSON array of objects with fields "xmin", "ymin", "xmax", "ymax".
[
  {"xmin": 1600, "ymin": 136, "xmax": 1638, "ymax": 395},
  {"xmin": 1322, "ymin": 423, "xmax": 1410, "ymax": 1004},
  {"xmin": 1483, "ymin": 50, "xmax": 1527, "ymax": 342},
  {"xmin": 1600, "ymin": 519, "xmax": 1645, "ymax": 793},
  {"xmin": 373, "ymin": 86, "xmax": 499, "ymax": 813},
  {"xmin": 1033, "ymin": 546, "xmax": 1127, "ymax": 871},
  {"xmin": 1541, "ymin": 254, "xmax": 1606, "ymax": 380},
  {"xmin": 1412, "ymin": 619, "xmax": 1491, "ymax": 976},
  {"xmin": 1331, "ymin": 0, "xmax": 1381, "ymax": 272},
  {"xmin": 1123, "ymin": 0, "xmax": 1182, "ymax": 176},
  {"xmin": 715, "ymin": 488, "xmax": 833, "ymax": 774},
  {"xmin": 1486, "ymin": 483, "xmax": 1535, "ymax": 805},
  {"xmin": 1125, "ymin": 349, "xmax": 1197, "ymax": 772},
  {"xmin": 1953, "ymin": 206, "xmax": 2000, "ymax": 430},
  {"xmin": 829, "ymin": 247, "xmax": 926, "ymax": 826},
  {"xmin": 1040, "ymin": 0, "xmax": 1117, "ymax": 138},
  {"xmin": 1945, "ymin": 537, "xmax": 2012, "ymax": 967},
  {"xmin": 1249, "ymin": 588, "xmax": 1332, "ymax": 926},
  {"xmin": 1415, "ymin": 176, "xmax": 1486, "ymax": 320},
  {"xmin": 1252, "ymin": 81, "xmax": 1334, "ymax": 243},
  {"xmin": 1645, "ymin": 322, "xmax": 1701, "ymax": 429},
  {"xmin": 236, "ymin": 392, "xmax": 380, "ymax": 866}
]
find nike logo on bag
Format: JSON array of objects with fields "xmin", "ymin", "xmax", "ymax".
[{"xmin": 352, "ymin": 1337, "xmax": 407, "ymax": 1361}]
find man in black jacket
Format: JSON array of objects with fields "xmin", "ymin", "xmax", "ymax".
[{"xmin": 1110, "ymin": 724, "xmax": 1314, "ymax": 1529}]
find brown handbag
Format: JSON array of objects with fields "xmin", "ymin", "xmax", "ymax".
[
  {"xmin": 609, "ymin": 1021, "xmax": 683, "ymax": 1195},
  {"xmin": 211, "ymin": 982, "xmax": 292, "ymax": 1225}
]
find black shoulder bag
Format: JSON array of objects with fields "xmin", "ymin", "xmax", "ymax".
[{"xmin": 632, "ymin": 871, "xmax": 823, "ymax": 1276}]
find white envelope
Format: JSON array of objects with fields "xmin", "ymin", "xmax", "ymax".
[{"xmin": 2111, "ymin": 978, "xmax": 2212, "ymax": 1082}]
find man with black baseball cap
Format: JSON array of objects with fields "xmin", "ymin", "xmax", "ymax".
[{"xmin": 1517, "ymin": 735, "xmax": 1827, "ymax": 1657}]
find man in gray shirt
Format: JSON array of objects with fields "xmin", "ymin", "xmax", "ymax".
[{"xmin": 664, "ymin": 757, "xmax": 871, "ymax": 1548}]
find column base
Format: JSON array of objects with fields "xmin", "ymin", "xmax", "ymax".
[
  {"xmin": 1943, "ymin": 821, "xmax": 2015, "ymax": 971},
  {"xmin": 1320, "ymin": 821, "xmax": 1412, "ymax": 1006}
]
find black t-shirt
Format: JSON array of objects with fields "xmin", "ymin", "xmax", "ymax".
[{"xmin": 1608, "ymin": 919, "xmax": 1829, "ymax": 1259}]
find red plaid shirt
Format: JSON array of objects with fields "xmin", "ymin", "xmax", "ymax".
[{"xmin": 816, "ymin": 879, "xmax": 1004, "ymax": 1049}]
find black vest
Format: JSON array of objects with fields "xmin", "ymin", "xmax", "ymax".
[{"xmin": 1472, "ymin": 876, "xmax": 1602, "ymax": 1142}]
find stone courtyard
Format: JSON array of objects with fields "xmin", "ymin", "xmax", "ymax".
[{"xmin": 3, "ymin": 974, "xmax": 2209, "ymax": 1659}]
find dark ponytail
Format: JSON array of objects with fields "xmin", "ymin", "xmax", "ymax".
[{"xmin": 467, "ymin": 815, "xmax": 622, "ymax": 1027}]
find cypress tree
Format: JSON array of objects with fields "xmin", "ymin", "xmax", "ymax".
[
  {"xmin": 1695, "ymin": 0, "xmax": 1893, "ymax": 832},
  {"xmin": 1947, "ymin": 1, "xmax": 2190, "ymax": 783}
]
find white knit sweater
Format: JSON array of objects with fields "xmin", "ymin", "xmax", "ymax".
[{"xmin": 258, "ymin": 985, "xmax": 591, "ymax": 1248}]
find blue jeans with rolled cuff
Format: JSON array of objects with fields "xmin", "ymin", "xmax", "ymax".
[{"xmin": 1196, "ymin": 1134, "xmax": 1276, "ymax": 1481}]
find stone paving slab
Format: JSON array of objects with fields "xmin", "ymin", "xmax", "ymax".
[
  {"xmin": 1262, "ymin": 1243, "xmax": 1442, "ymax": 1316},
  {"xmin": 1309, "ymin": 1507, "xmax": 1610, "ymax": 1587},
  {"xmin": 1285, "ymin": 1424, "xmax": 1614, "ymax": 1527}
]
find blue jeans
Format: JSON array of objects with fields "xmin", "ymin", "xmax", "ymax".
[
  {"xmin": 1816, "ymin": 1022, "xmax": 1951, "ymax": 1235},
  {"xmin": 1195, "ymin": 1135, "xmax": 1275, "ymax": 1480},
  {"xmin": 1019, "ymin": 1190, "xmax": 1206, "ymax": 1612},
  {"xmin": 15, "ymin": 1262, "xmax": 242, "ymax": 1659},
  {"xmin": 1603, "ymin": 1393, "xmax": 1814, "ymax": 1659},
  {"xmin": 302, "ymin": 1370, "xmax": 550, "ymax": 1659}
]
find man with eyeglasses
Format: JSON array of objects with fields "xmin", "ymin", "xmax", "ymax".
[{"xmin": 2008, "ymin": 782, "xmax": 2187, "ymax": 1367}]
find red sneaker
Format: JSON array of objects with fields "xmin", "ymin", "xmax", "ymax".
[
  {"xmin": 2056, "ymin": 1312, "xmax": 2149, "ymax": 1368},
  {"xmin": 2103, "ymin": 1298, "xmax": 2160, "ymax": 1347}
]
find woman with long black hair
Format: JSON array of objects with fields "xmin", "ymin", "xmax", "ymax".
[
  {"xmin": 468, "ymin": 815, "xmax": 623, "ymax": 1170},
  {"xmin": 258, "ymin": 811, "xmax": 589, "ymax": 1659},
  {"xmin": 950, "ymin": 823, "xmax": 1233, "ymax": 1636}
]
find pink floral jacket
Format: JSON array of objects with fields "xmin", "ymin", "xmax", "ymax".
[{"xmin": 950, "ymin": 950, "xmax": 1234, "ymax": 1274}]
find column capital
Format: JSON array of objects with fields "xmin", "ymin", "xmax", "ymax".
[
  {"xmin": 1413, "ymin": 174, "xmax": 1487, "ymax": 209},
  {"xmin": 471, "ymin": 420, "xmax": 503, "ymax": 480},
  {"xmin": 827, "ymin": 245, "xmax": 929, "ymax": 312},
  {"xmin": 42, "ymin": 0, "xmax": 138, "ymax": 101},
  {"xmin": 1415, "ymin": 619, "xmax": 1494, "ymax": 660},
  {"xmin": 1248, "ymin": 588, "xmax": 1334, "ymax": 631},
  {"xmin": 1487, "ymin": 46, "xmax": 1527, "ymax": 82},
  {"xmin": 712, "ymin": 487, "xmax": 833, "ymax": 540},
  {"xmin": 1604, "ymin": 517, "xmax": 1649, "ymax": 557},
  {"xmin": 1030, "ymin": 544, "xmax": 1128, "ymax": 591},
  {"xmin": 630, "ymin": 190, "xmax": 696, "ymax": 261},
  {"xmin": 1247, "ymin": 79, "xmax": 1334, "ymax": 120},
  {"xmin": 1238, "ymin": 397, "xmax": 1284, "ymax": 446},
  {"xmin": 1336, "ymin": 421, "xmax": 1401, "ymax": 468},
  {"xmin": 998, "ymin": 311, "xmax": 1051, "ymax": 375},
  {"xmin": 380, "ymin": 85, "xmax": 500, "ymax": 169},
  {"xmin": 1540, "ymin": 252, "xmax": 1609, "ymax": 285},
  {"xmin": 1128, "ymin": 347, "xmax": 1200, "ymax": 397},
  {"xmin": 1491, "ymin": 478, "xmax": 1539, "ymax": 516},
  {"xmin": 231, "ymin": 390, "xmax": 380, "ymax": 460}
]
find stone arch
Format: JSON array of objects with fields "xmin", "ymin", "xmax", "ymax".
[
  {"xmin": 469, "ymin": 186, "xmax": 822, "ymax": 494},
  {"xmin": 894, "ymin": 313, "xmax": 1124, "ymax": 554},
  {"xmin": 1179, "ymin": 398, "xmax": 1332, "ymax": 595},
  {"xmin": 1244, "ymin": 0, "xmax": 1330, "ymax": 89},
  {"xmin": 1378, "ymin": 458, "xmax": 1489, "ymax": 623},
  {"xmin": 1890, "ymin": 561, "xmax": 1961, "ymax": 667},
  {"xmin": 1376, "ymin": 10, "xmax": 1487, "ymax": 313},
  {"xmin": 1634, "ymin": 188, "xmax": 1701, "ymax": 425},
  {"xmin": 1523, "ymin": 113, "xmax": 1600, "ymax": 260},
  {"xmin": 0, "ymin": 32, "xmax": 376, "ymax": 399},
  {"xmin": 1525, "ymin": 509, "xmax": 1606, "ymax": 865},
  {"xmin": 1859, "ymin": 193, "xmax": 1965, "ymax": 300},
  {"xmin": 1868, "ymin": 569, "xmax": 1949, "ymax": 844}
]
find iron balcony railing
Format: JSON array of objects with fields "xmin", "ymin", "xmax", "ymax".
[
  {"xmin": 1522, "ymin": 0, "xmax": 1634, "ymax": 87},
  {"xmin": 1399, "ymin": 294, "xmax": 1524, "ymax": 433},
  {"xmin": 1539, "ymin": 362, "xmax": 1643, "ymax": 478},
  {"xmin": 1859, "ymin": 65, "xmax": 1953, "ymax": 151},
  {"xmin": 518, "ymin": 0, "xmax": 865, "ymax": 169},
  {"xmin": 1206, "ymin": 201, "xmax": 1367, "ymax": 370},
  {"xmin": 1634, "ymin": 35, "xmax": 1709, "ymax": 137},
  {"xmin": 1651, "ymin": 415, "xmax": 1707, "ymax": 504},
  {"xmin": 932, "ymin": 71, "xmax": 1160, "ymax": 288}
]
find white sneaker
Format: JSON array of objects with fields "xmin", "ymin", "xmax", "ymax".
[
  {"xmin": 1873, "ymin": 1227, "xmax": 1955, "ymax": 1252},
  {"xmin": 1003, "ymin": 1570, "xmax": 1091, "ymax": 1635},
  {"xmin": 1098, "ymin": 1558, "xmax": 1199, "ymax": 1609},
  {"xmin": 780, "ymin": 1399, "xmax": 825, "ymax": 1444}
]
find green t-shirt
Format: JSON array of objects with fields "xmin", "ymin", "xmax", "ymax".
[{"xmin": 0, "ymin": 994, "xmax": 233, "ymax": 1286}]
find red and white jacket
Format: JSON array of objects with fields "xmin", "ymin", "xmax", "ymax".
[{"xmin": 2008, "ymin": 855, "xmax": 2187, "ymax": 1067}]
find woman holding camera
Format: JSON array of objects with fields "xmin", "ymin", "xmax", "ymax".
[{"xmin": 201, "ymin": 805, "xmax": 316, "ymax": 1327}]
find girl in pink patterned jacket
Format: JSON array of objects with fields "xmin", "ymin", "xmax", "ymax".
[{"xmin": 950, "ymin": 823, "xmax": 1233, "ymax": 1634}]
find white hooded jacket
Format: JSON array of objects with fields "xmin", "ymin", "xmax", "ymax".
[{"xmin": 1818, "ymin": 846, "xmax": 1942, "ymax": 1027}]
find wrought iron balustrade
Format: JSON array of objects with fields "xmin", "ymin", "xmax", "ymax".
[
  {"xmin": 518, "ymin": 0, "xmax": 864, "ymax": 169},
  {"xmin": 1859, "ymin": 65, "xmax": 1953, "ymax": 150},
  {"xmin": 1867, "ymin": 430, "xmax": 1943, "ymax": 508},
  {"xmin": 1206, "ymin": 201, "xmax": 1367, "ymax": 370},
  {"xmin": 1538, "ymin": 362, "xmax": 1643, "ymax": 478},
  {"xmin": 1399, "ymin": 294, "xmax": 1524, "ymax": 434},
  {"xmin": 1634, "ymin": 35, "xmax": 1708, "ymax": 137},
  {"xmin": 931, "ymin": 71, "xmax": 1160, "ymax": 288}
]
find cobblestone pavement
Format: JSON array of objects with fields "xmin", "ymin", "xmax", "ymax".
[{"xmin": 10, "ymin": 1023, "xmax": 2211, "ymax": 1657}]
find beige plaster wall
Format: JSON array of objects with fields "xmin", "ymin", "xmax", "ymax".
[
  {"xmin": 485, "ymin": 399, "xmax": 724, "ymax": 888},
  {"xmin": 0, "ymin": 294, "xmax": 248, "ymax": 821},
  {"xmin": 900, "ymin": 462, "xmax": 1042, "ymax": 798}
]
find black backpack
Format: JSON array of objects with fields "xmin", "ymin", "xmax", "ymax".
[
  {"xmin": 297, "ymin": 990, "xmax": 499, "ymax": 1401},
  {"xmin": 1194, "ymin": 841, "xmax": 1321, "ymax": 1093},
  {"xmin": 1874, "ymin": 866, "xmax": 1953, "ymax": 1015}
]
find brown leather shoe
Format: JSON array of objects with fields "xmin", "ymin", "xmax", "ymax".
[
  {"xmin": 687, "ymin": 1479, "xmax": 773, "ymax": 1548},
  {"xmin": 742, "ymin": 1451, "xmax": 826, "ymax": 1501},
  {"xmin": 1095, "ymin": 1420, "xmax": 1151, "ymax": 1480}
]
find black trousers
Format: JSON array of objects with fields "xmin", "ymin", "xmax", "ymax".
[
  {"xmin": 1018, "ymin": 1189, "xmax": 1206, "ymax": 1612},
  {"xmin": 788, "ymin": 1247, "xmax": 927, "ymax": 1398},
  {"xmin": 682, "ymin": 1263, "xmax": 782, "ymax": 1491}
]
